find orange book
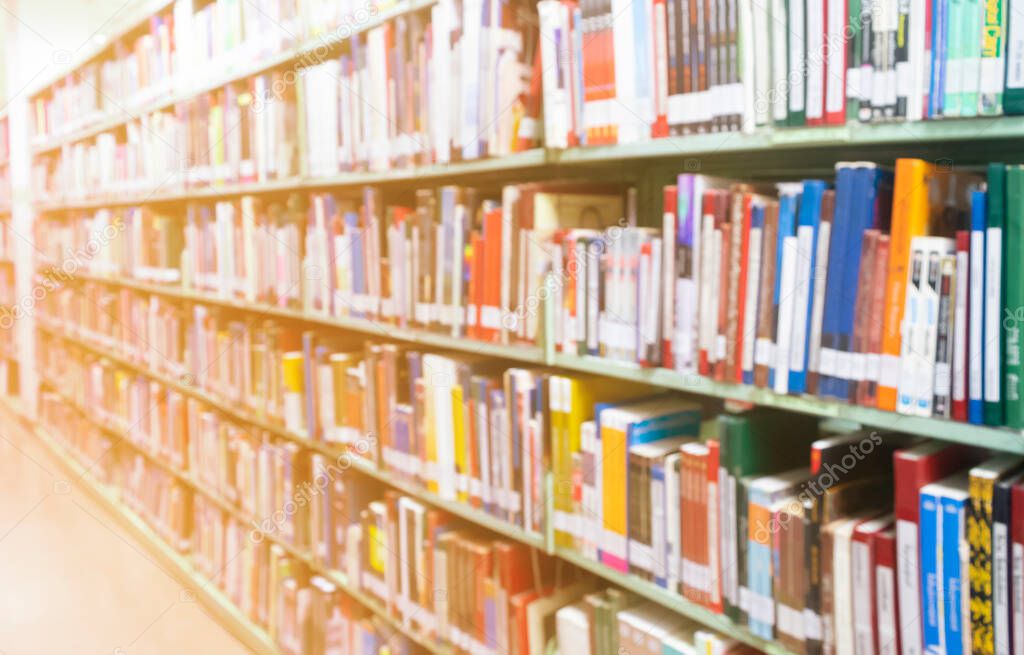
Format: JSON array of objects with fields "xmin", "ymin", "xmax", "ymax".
[
  {"xmin": 481, "ymin": 208, "xmax": 503, "ymax": 341},
  {"xmin": 878, "ymin": 160, "xmax": 933, "ymax": 410}
]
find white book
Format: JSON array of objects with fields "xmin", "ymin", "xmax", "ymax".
[
  {"xmin": 807, "ymin": 218, "xmax": 832, "ymax": 381},
  {"xmin": 774, "ymin": 236, "xmax": 800, "ymax": 394},
  {"xmin": 699, "ymin": 213, "xmax": 717, "ymax": 369},
  {"xmin": 969, "ymin": 226, "xmax": 986, "ymax": 411},
  {"xmin": 770, "ymin": 0, "xmax": 789, "ymax": 122},
  {"xmin": 431, "ymin": 0, "xmax": 454, "ymax": 162},
  {"xmin": 751, "ymin": 0, "xmax": 771, "ymax": 126},
  {"xmin": 805, "ymin": 0, "xmax": 825, "ymax": 120},
  {"xmin": 664, "ymin": 452, "xmax": 682, "ymax": 592},
  {"xmin": 788, "ymin": 223, "xmax": 816, "ymax": 379},
  {"xmin": 739, "ymin": 0, "xmax": 757, "ymax": 131},
  {"xmin": 985, "ymin": 226, "xmax": 1003, "ymax": 405},
  {"xmin": 833, "ymin": 517, "xmax": 864, "ymax": 655},
  {"xmin": 786, "ymin": 0, "xmax": 802, "ymax": 115}
]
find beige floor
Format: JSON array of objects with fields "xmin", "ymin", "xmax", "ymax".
[{"xmin": 0, "ymin": 402, "xmax": 252, "ymax": 655}]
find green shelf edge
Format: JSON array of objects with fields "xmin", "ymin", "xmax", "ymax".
[
  {"xmin": 45, "ymin": 270, "xmax": 1024, "ymax": 453},
  {"xmin": 555, "ymin": 548, "xmax": 796, "ymax": 655}
]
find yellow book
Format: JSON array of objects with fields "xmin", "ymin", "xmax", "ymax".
[
  {"xmin": 424, "ymin": 369, "xmax": 438, "ymax": 495},
  {"xmin": 282, "ymin": 351, "xmax": 305, "ymax": 433},
  {"xmin": 551, "ymin": 374, "xmax": 646, "ymax": 549},
  {"xmin": 452, "ymin": 383, "xmax": 468, "ymax": 504},
  {"xmin": 879, "ymin": 159, "xmax": 933, "ymax": 410},
  {"xmin": 209, "ymin": 102, "xmax": 225, "ymax": 184},
  {"xmin": 599, "ymin": 397, "xmax": 702, "ymax": 572}
]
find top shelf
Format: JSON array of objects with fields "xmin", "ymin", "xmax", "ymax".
[
  {"xmin": 26, "ymin": 0, "xmax": 177, "ymax": 103},
  {"xmin": 29, "ymin": 0, "xmax": 440, "ymax": 154}
]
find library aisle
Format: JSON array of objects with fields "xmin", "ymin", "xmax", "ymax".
[{"xmin": 0, "ymin": 404, "xmax": 249, "ymax": 655}]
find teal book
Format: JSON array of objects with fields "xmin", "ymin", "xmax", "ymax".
[
  {"xmin": 985, "ymin": 164, "xmax": 1006, "ymax": 425},
  {"xmin": 1006, "ymin": 0, "xmax": 1024, "ymax": 114}
]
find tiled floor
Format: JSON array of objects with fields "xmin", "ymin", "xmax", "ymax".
[{"xmin": 0, "ymin": 403, "xmax": 251, "ymax": 655}]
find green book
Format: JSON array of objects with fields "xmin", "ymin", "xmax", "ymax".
[
  {"xmin": 787, "ymin": 0, "xmax": 807, "ymax": 126},
  {"xmin": 718, "ymin": 409, "xmax": 818, "ymax": 622},
  {"xmin": 960, "ymin": 0, "xmax": 982, "ymax": 116},
  {"xmin": 1005, "ymin": 166, "xmax": 1024, "ymax": 427},
  {"xmin": 980, "ymin": 0, "xmax": 1007, "ymax": 114},
  {"xmin": 846, "ymin": 0, "xmax": 863, "ymax": 121},
  {"xmin": 1006, "ymin": 0, "xmax": 1024, "ymax": 113},
  {"xmin": 987, "ymin": 163, "xmax": 1007, "ymax": 425},
  {"xmin": 944, "ymin": 0, "xmax": 964, "ymax": 116}
]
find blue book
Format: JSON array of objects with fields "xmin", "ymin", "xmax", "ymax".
[
  {"xmin": 969, "ymin": 190, "xmax": 987, "ymax": 424},
  {"xmin": 771, "ymin": 184, "xmax": 802, "ymax": 389},
  {"xmin": 920, "ymin": 472, "xmax": 970, "ymax": 655},
  {"xmin": 788, "ymin": 180, "xmax": 825, "ymax": 394},
  {"xmin": 344, "ymin": 210, "xmax": 365, "ymax": 318},
  {"xmin": 837, "ymin": 166, "xmax": 889, "ymax": 400},
  {"xmin": 820, "ymin": 166, "xmax": 857, "ymax": 399},
  {"xmin": 745, "ymin": 469, "xmax": 809, "ymax": 638},
  {"xmin": 743, "ymin": 204, "xmax": 766, "ymax": 385},
  {"xmin": 929, "ymin": 0, "xmax": 949, "ymax": 117},
  {"xmin": 940, "ymin": 483, "xmax": 970, "ymax": 655},
  {"xmin": 919, "ymin": 482, "xmax": 945, "ymax": 655}
]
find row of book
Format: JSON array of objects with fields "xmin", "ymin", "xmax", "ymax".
[
  {"xmin": 32, "ymin": 70, "xmax": 299, "ymax": 200},
  {"xmin": 35, "ymin": 180, "xmax": 626, "ymax": 345},
  {"xmin": 302, "ymin": 0, "xmax": 541, "ymax": 175},
  {"xmin": 33, "ymin": 0, "xmax": 542, "ymax": 180},
  {"xmin": 37, "ymin": 389, "xmax": 426, "ymax": 655},
  {"xmin": 42, "ymin": 309, "xmax": 1024, "ymax": 655},
  {"xmin": 29, "ymin": 0, "xmax": 382, "ymax": 142},
  {"xmin": 539, "ymin": 0, "xmax": 1024, "ymax": 143},
  {"xmin": 36, "ymin": 157, "xmax": 1024, "ymax": 426},
  {"xmin": 37, "ymin": 296, "xmax": 553, "ymax": 534},
  {"xmin": 35, "ymin": 354, "xmax": 747, "ymax": 655}
]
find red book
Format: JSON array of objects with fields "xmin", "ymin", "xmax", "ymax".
[
  {"xmin": 1012, "ymin": 479, "xmax": 1024, "ymax": 651},
  {"xmin": 509, "ymin": 588, "xmax": 544, "ymax": 655},
  {"xmin": 680, "ymin": 442, "xmax": 709, "ymax": 606},
  {"xmin": 650, "ymin": 0, "xmax": 669, "ymax": 138},
  {"xmin": 873, "ymin": 525, "xmax": 900, "ymax": 655},
  {"xmin": 732, "ymin": 192, "xmax": 752, "ymax": 382},
  {"xmin": 951, "ymin": 230, "xmax": 970, "ymax": 421},
  {"xmin": 705, "ymin": 439, "xmax": 723, "ymax": 613},
  {"xmin": 480, "ymin": 209, "xmax": 503, "ymax": 342},
  {"xmin": 893, "ymin": 442, "xmax": 976, "ymax": 653},
  {"xmin": 863, "ymin": 234, "xmax": 890, "ymax": 407},
  {"xmin": 854, "ymin": 231, "xmax": 879, "ymax": 405},
  {"xmin": 662, "ymin": 185, "xmax": 678, "ymax": 370},
  {"xmin": 852, "ymin": 515, "xmax": 893, "ymax": 655},
  {"xmin": 823, "ymin": 0, "xmax": 847, "ymax": 125},
  {"xmin": 714, "ymin": 221, "xmax": 731, "ymax": 382}
]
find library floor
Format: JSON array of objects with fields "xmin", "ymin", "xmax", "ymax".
[{"xmin": 0, "ymin": 404, "xmax": 250, "ymax": 655}]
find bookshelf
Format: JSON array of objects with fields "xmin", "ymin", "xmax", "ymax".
[
  {"xmin": 21, "ymin": 0, "xmax": 1024, "ymax": 653},
  {"xmin": 48, "ymin": 269, "xmax": 1024, "ymax": 453},
  {"xmin": 0, "ymin": 397, "xmax": 282, "ymax": 655}
]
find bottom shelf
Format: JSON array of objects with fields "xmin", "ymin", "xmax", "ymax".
[{"xmin": 0, "ymin": 395, "xmax": 283, "ymax": 655}]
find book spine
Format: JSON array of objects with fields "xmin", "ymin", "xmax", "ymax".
[
  {"xmin": 986, "ymin": 163, "xmax": 1006, "ymax": 425},
  {"xmin": 980, "ymin": 0, "xmax": 1007, "ymax": 114},
  {"xmin": 970, "ymin": 191, "xmax": 987, "ymax": 424},
  {"xmin": 942, "ymin": 495, "xmax": 969, "ymax": 655},
  {"xmin": 1007, "ymin": 166, "xmax": 1024, "ymax": 428},
  {"xmin": 952, "ymin": 232, "xmax": 970, "ymax": 421},
  {"xmin": 920, "ymin": 488, "xmax": 943, "ymax": 655}
]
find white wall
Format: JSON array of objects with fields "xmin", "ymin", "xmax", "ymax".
[{"xmin": 4, "ymin": 0, "xmax": 138, "ymax": 414}]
